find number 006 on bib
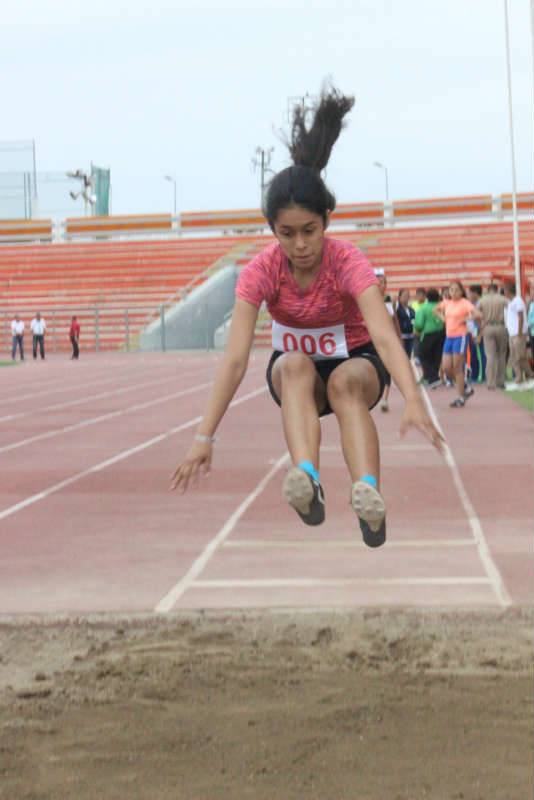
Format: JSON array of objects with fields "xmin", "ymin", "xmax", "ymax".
[{"xmin": 272, "ymin": 322, "xmax": 349, "ymax": 360}]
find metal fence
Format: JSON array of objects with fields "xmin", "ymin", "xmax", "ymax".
[{"xmin": 1, "ymin": 302, "xmax": 238, "ymax": 357}]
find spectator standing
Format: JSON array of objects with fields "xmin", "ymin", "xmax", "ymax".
[
  {"xmin": 479, "ymin": 284, "xmax": 508, "ymax": 390},
  {"xmin": 411, "ymin": 288, "xmax": 427, "ymax": 314},
  {"xmin": 467, "ymin": 285, "xmax": 486, "ymax": 384},
  {"xmin": 69, "ymin": 315, "xmax": 81, "ymax": 359},
  {"xmin": 413, "ymin": 288, "xmax": 445, "ymax": 386},
  {"xmin": 30, "ymin": 312, "xmax": 46, "ymax": 360},
  {"xmin": 396, "ymin": 289, "xmax": 415, "ymax": 358},
  {"xmin": 527, "ymin": 290, "xmax": 534, "ymax": 369},
  {"xmin": 410, "ymin": 288, "xmax": 427, "ymax": 365},
  {"xmin": 375, "ymin": 269, "xmax": 401, "ymax": 412},
  {"xmin": 434, "ymin": 280, "xmax": 481, "ymax": 408},
  {"xmin": 504, "ymin": 283, "xmax": 534, "ymax": 389},
  {"xmin": 11, "ymin": 314, "xmax": 25, "ymax": 361}
]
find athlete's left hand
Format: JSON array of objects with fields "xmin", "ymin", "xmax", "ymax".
[{"xmin": 399, "ymin": 395, "xmax": 445, "ymax": 453}]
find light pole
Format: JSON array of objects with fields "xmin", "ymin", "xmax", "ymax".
[
  {"xmin": 373, "ymin": 161, "xmax": 389, "ymax": 202},
  {"xmin": 164, "ymin": 174, "xmax": 177, "ymax": 216},
  {"xmin": 251, "ymin": 147, "xmax": 274, "ymax": 205},
  {"xmin": 503, "ymin": 0, "xmax": 522, "ymax": 295}
]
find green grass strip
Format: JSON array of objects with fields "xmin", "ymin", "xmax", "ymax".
[{"xmin": 504, "ymin": 387, "xmax": 534, "ymax": 412}]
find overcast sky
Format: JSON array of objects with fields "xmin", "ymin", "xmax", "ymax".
[{"xmin": 1, "ymin": 0, "xmax": 532, "ymax": 216}]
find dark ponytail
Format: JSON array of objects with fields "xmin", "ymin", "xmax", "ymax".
[{"xmin": 264, "ymin": 86, "xmax": 355, "ymax": 230}]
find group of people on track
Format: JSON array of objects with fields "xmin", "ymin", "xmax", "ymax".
[
  {"xmin": 384, "ymin": 280, "xmax": 534, "ymax": 406},
  {"xmin": 10, "ymin": 313, "xmax": 81, "ymax": 361}
]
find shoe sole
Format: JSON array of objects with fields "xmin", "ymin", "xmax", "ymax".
[
  {"xmin": 283, "ymin": 467, "xmax": 314, "ymax": 516},
  {"xmin": 351, "ymin": 481, "xmax": 386, "ymax": 533}
]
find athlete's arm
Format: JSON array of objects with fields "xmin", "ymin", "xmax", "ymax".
[
  {"xmin": 356, "ymin": 285, "xmax": 444, "ymax": 451},
  {"xmin": 432, "ymin": 302, "xmax": 446, "ymax": 323},
  {"xmin": 170, "ymin": 299, "xmax": 259, "ymax": 492}
]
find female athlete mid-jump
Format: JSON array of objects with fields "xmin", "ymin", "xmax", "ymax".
[{"xmin": 171, "ymin": 86, "xmax": 444, "ymax": 547}]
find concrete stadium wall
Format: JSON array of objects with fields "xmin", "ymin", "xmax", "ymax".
[{"xmin": 140, "ymin": 265, "xmax": 238, "ymax": 351}]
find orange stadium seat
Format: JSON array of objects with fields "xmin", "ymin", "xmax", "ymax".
[
  {"xmin": 1, "ymin": 212, "xmax": 533, "ymax": 353},
  {"xmin": 0, "ymin": 237, "xmax": 259, "ymax": 352}
]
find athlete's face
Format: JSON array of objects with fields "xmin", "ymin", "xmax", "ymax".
[
  {"xmin": 273, "ymin": 206, "xmax": 326, "ymax": 271},
  {"xmin": 449, "ymin": 283, "xmax": 462, "ymax": 300}
]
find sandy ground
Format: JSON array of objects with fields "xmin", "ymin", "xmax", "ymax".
[{"xmin": 0, "ymin": 608, "xmax": 532, "ymax": 800}]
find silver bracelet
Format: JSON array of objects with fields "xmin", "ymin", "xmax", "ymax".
[{"xmin": 195, "ymin": 433, "xmax": 217, "ymax": 444}]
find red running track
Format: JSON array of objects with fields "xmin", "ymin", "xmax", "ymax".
[{"xmin": 0, "ymin": 351, "xmax": 532, "ymax": 615}]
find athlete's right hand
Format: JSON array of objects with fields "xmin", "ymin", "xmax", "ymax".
[{"xmin": 170, "ymin": 441, "xmax": 213, "ymax": 493}]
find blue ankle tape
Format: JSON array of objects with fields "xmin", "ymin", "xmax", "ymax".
[
  {"xmin": 298, "ymin": 460, "xmax": 320, "ymax": 483},
  {"xmin": 359, "ymin": 474, "xmax": 377, "ymax": 489}
]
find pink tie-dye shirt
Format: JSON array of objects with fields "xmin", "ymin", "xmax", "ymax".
[{"xmin": 236, "ymin": 236, "xmax": 378, "ymax": 350}]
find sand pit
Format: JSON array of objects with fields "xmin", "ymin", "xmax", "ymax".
[{"xmin": 0, "ymin": 608, "xmax": 532, "ymax": 799}]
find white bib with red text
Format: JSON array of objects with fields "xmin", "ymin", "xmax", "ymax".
[{"xmin": 272, "ymin": 321, "xmax": 348, "ymax": 360}]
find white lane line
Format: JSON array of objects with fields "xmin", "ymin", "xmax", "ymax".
[
  {"xmin": 222, "ymin": 538, "xmax": 476, "ymax": 548},
  {"xmin": 0, "ymin": 381, "xmax": 213, "ymax": 454},
  {"xmin": 417, "ymin": 376, "xmax": 512, "ymax": 607},
  {"xmin": 0, "ymin": 365, "xmax": 260, "ymax": 454},
  {"xmin": 0, "ymin": 386, "xmax": 267, "ymax": 524},
  {"xmin": 320, "ymin": 443, "xmax": 433, "ymax": 453},
  {"xmin": 155, "ymin": 451, "xmax": 291, "ymax": 613},
  {"xmin": 190, "ymin": 577, "xmax": 492, "ymax": 588},
  {"xmin": 0, "ymin": 363, "xmax": 158, "ymax": 406},
  {"xmin": 0, "ymin": 365, "xmax": 211, "ymax": 424}
]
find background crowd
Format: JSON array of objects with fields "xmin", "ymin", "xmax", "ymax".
[
  {"xmin": 10, "ymin": 313, "xmax": 80, "ymax": 361},
  {"xmin": 380, "ymin": 277, "xmax": 534, "ymax": 408},
  {"xmin": 8, "ymin": 284, "xmax": 534, "ymax": 403}
]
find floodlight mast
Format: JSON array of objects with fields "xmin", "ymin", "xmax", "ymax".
[
  {"xmin": 164, "ymin": 175, "xmax": 177, "ymax": 216},
  {"xmin": 252, "ymin": 146, "xmax": 274, "ymax": 205},
  {"xmin": 373, "ymin": 161, "xmax": 389, "ymax": 202},
  {"xmin": 503, "ymin": 0, "xmax": 521, "ymax": 295},
  {"xmin": 67, "ymin": 168, "xmax": 96, "ymax": 216}
]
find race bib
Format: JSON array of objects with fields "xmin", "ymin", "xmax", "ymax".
[{"xmin": 272, "ymin": 321, "xmax": 348, "ymax": 360}]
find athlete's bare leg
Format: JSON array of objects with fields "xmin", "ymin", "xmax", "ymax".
[
  {"xmin": 271, "ymin": 352, "xmax": 326, "ymax": 469},
  {"xmin": 326, "ymin": 358, "xmax": 381, "ymax": 483},
  {"xmin": 452, "ymin": 353, "xmax": 465, "ymax": 397}
]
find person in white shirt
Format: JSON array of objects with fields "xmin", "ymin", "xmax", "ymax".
[
  {"xmin": 375, "ymin": 269, "xmax": 402, "ymax": 412},
  {"xmin": 11, "ymin": 314, "xmax": 25, "ymax": 361},
  {"xmin": 30, "ymin": 312, "xmax": 46, "ymax": 360},
  {"xmin": 504, "ymin": 283, "xmax": 534, "ymax": 389}
]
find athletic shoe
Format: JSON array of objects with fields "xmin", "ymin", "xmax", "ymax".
[
  {"xmin": 450, "ymin": 397, "xmax": 465, "ymax": 408},
  {"xmin": 445, "ymin": 379, "xmax": 454, "ymax": 388},
  {"xmin": 282, "ymin": 467, "xmax": 325, "ymax": 526},
  {"xmin": 429, "ymin": 379, "xmax": 442, "ymax": 389},
  {"xmin": 351, "ymin": 481, "xmax": 386, "ymax": 548},
  {"xmin": 380, "ymin": 400, "xmax": 389, "ymax": 412},
  {"xmin": 463, "ymin": 386, "xmax": 475, "ymax": 401},
  {"xmin": 504, "ymin": 382, "xmax": 520, "ymax": 391}
]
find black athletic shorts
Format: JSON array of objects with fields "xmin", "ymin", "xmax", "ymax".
[{"xmin": 266, "ymin": 341, "xmax": 388, "ymax": 417}]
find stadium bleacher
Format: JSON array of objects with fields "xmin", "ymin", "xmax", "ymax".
[
  {"xmin": 0, "ymin": 237, "xmax": 258, "ymax": 352},
  {"xmin": 1, "ymin": 200, "xmax": 532, "ymax": 353}
]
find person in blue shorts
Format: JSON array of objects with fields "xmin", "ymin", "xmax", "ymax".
[{"xmin": 434, "ymin": 281, "xmax": 482, "ymax": 408}]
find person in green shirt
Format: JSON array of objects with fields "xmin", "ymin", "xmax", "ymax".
[
  {"xmin": 413, "ymin": 288, "xmax": 445, "ymax": 386},
  {"xmin": 410, "ymin": 287, "xmax": 427, "ymax": 365}
]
